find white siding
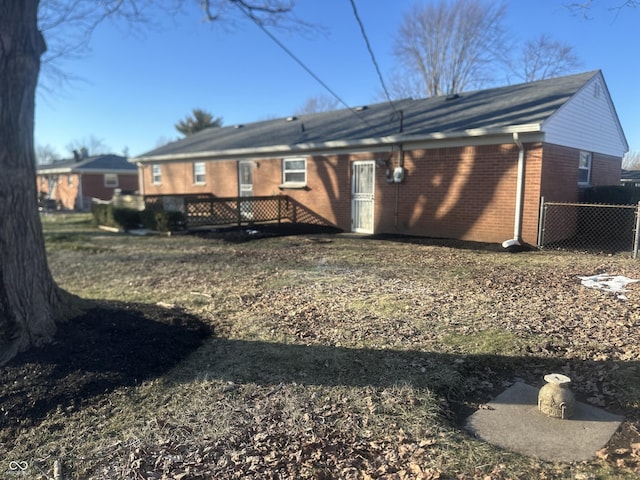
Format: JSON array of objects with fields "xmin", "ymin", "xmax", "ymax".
[{"xmin": 543, "ymin": 72, "xmax": 628, "ymax": 157}]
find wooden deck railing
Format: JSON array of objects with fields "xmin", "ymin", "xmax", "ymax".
[{"xmin": 143, "ymin": 194, "xmax": 331, "ymax": 229}]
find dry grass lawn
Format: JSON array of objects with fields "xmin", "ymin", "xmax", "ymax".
[{"xmin": 1, "ymin": 213, "xmax": 640, "ymax": 479}]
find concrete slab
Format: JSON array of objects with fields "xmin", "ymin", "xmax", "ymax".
[{"xmin": 464, "ymin": 382, "xmax": 623, "ymax": 462}]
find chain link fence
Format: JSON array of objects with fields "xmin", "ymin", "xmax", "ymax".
[{"xmin": 538, "ymin": 198, "xmax": 640, "ymax": 257}]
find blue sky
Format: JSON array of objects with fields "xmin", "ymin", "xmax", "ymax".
[{"xmin": 34, "ymin": 0, "xmax": 640, "ymax": 158}]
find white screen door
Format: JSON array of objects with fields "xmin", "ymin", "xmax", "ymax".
[
  {"xmin": 351, "ymin": 161, "xmax": 375, "ymax": 233},
  {"xmin": 238, "ymin": 161, "xmax": 254, "ymax": 220}
]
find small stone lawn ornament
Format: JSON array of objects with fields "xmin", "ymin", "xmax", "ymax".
[{"xmin": 538, "ymin": 373, "xmax": 575, "ymax": 420}]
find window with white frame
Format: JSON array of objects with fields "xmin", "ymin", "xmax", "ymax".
[
  {"xmin": 282, "ymin": 157, "xmax": 307, "ymax": 185},
  {"xmin": 193, "ymin": 161, "xmax": 206, "ymax": 184},
  {"xmin": 152, "ymin": 164, "xmax": 162, "ymax": 185},
  {"xmin": 104, "ymin": 173, "xmax": 118, "ymax": 188},
  {"xmin": 578, "ymin": 151, "xmax": 592, "ymax": 185}
]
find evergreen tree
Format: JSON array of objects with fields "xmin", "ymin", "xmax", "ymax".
[{"xmin": 175, "ymin": 108, "xmax": 223, "ymax": 136}]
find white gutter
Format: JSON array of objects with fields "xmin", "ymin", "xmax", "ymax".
[
  {"xmin": 37, "ymin": 167, "xmax": 136, "ymax": 175},
  {"xmin": 502, "ymin": 132, "xmax": 526, "ymax": 249},
  {"xmin": 132, "ymin": 124, "xmax": 543, "ymax": 164},
  {"xmin": 78, "ymin": 173, "xmax": 84, "ymax": 210}
]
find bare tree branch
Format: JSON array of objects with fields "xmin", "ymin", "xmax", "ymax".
[
  {"xmin": 35, "ymin": 143, "xmax": 61, "ymax": 165},
  {"xmin": 294, "ymin": 94, "xmax": 340, "ymax": 115},
  {"xmin": 37, "ymin": 0, "xmax": 160, "ymax": 91},
  {"xmin": 392, "ymin": 0, "xmax": 510, "ymax": 97},
  {"xmin": 37, "ymin": 0, "xmax": 305, "ymax": 90},
  {"xmin": 513, "ymin": 33, "xmax": 583, "ymax": 82},
  {"xmin": 199, "ymin": 0, "xmax": 299, "ymax": 27},
  {"xmin": 623, "ymin": 150, "xmax": 640, "ymax": 170},
  {"xmin": 65, "ymin": 135, "xmax": 111, "ymax": 156},
  {"xmin": 565, "ymin": 0, "xmax": 639, "ymax": 18},
  {"xmin": 204, "ymin": 0, "xmax": 293, "ymax": 19}
]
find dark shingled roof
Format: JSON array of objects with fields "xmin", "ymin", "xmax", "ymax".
[
  {"xmin": 137, "ymin": 71, "xmax": 599, "ymax": 160},
  {"xmin": 621, "ymin": 169, "xmax": 640, "ymax": 181},
  {"xmin": 38, "ymin": 154, "xmax": 136, "ymax": 173}
]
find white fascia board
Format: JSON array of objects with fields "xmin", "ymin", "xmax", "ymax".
[
  {"xmin": 73, "ymin": 169, "xmax": 137, "ymax": 174},
  {"xmin": 36, "ymin": 167, "xmax": 72, "ymax": 175},
  {"xmin": 38, "ymin": 168, "xmax": 136, "ymax": 175},
  {"xmin": 132, "ymin": 124, "xmax": 544, "ymax": 164}
]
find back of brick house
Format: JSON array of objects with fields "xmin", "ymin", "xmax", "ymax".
[
  {"xmin": 38, "ymin": 153, "xmax": 138, "ymax": 211},
  {"xmin": 133, "ymin": 71, "xmax": 628, "ymax": 247}
]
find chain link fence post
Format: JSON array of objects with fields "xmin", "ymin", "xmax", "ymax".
[
  {"xmin": 634, "ymin": 201, "xmax": 640, "ymax": 259},
  {"xmin": 538, "ymin": 196, "xmax": 545, "ymax": 249}
]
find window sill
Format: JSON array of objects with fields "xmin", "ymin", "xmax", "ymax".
[{"xmin": 279, "ymin": 182, "xmax": 309, "ymax": 190}]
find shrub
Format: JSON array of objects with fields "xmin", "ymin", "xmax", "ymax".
[
  {"xmin": 581, "ymin": 185, "xmax": 640, "ymax": 205},
  {"xmin": 91, "ymin": 203, "xmax": 115, "ymax": 228},
  {"xmin": 92, "ymin": 201, "xmax": 185, "ymax": 232},
  {"xmin": 576, "ymin": 186, "xmax": 638, "ymax": 249},
  {"xmin": 140, "ymin": 209, "xmax": 186, "ymax": 232},
  {"xmin": 112, "ymin": 208, "xmax": 142, "ymax": 230},
  {"xmin": 91, "ymin": 203, "xmax": 141, "ymax": 230}
]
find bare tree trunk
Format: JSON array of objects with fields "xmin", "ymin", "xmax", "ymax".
[{"xmin": 0, "ymin": 0, "xmax": 62, "ymax": 364}]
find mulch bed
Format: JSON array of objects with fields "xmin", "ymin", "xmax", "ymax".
[{"xmin": 0, "ymin": 302, "xmax": 211, "ymax": 441}]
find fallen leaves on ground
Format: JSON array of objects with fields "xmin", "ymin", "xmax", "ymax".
[{"xmin": 6, "ymin": 230, "xmax": 640, "ymax": 479}]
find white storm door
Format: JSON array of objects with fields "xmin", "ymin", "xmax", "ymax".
[
  {"xmin": 351, "ymin": 161, "xmax": 375, "ymax": 233},
  {"xmin": 238, "ymin": 161, "xmax": 254, "ymax": 220}
]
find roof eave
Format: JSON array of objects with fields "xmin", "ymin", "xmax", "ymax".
[
  {"xmin": 37, "ymin": 168, "xmax": 137, "ymax": 174},
  {"xmin": 36, "ymin": 167, "xmax": 73, "ymax": 174},
  {"xmin": 73, "ymin": 168, "xmax": 137, "ymax": 174},
  {"xmin": 131, "ymin": 124, "xmax": 544, "ymax": 164}
]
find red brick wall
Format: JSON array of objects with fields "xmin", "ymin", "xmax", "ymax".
[
  {"xmin": 37, "ymin": 173, "xmax": 79, "ymax": 210},
  {"xmin": 143, "ymin": 162, "xmax": 239, "ymax": 197},
  {"xmin": 591, "ymin": 152, "xmax": 622, "ymax": 186},
  {"xmin": 539, "ymin": 144, "xmax": 581, "ymax": 202},
  {"xmin": 140, "ymin": 142, "xmax": 623, "ymax": 245},
  {"xmin": 540, "ymin": 143, "xmax": 623, "ymax": 201},
  {"xmin": 82, "ymin": 173, "xmax": 138, "ymax": 201},
  {"xmin": 373, "ymin": 143, "xmax": 543, "ymax": 244},
  {"xmin": 139, "ymin": 145, "xmax": 546, "ymax": 244},
  {"xmin": 538, "ymin": 143, "xmax": 623, "ymax": 244},
  {"xmin": 252, "ymin": 153, "xmax": 391, "ymax": 229},
  {"xmin": 142, "ymin": 155, "xmax": 379, "ymax": 230},
  {"xmin": 254, "ymin": 154, "xmax": 354, "ymax": 227}
]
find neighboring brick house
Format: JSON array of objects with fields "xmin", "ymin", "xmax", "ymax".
[
  {"xmin": 37, "ymin": 153, "xmax": 138, "ymax": 211},
  {"xmin": 132, "ymin": 70, "xmax": 628, "ymax": 247}
]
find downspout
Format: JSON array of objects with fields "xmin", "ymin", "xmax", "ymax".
[
  {"xmin": 137, "ymin": 162, "xmax": 145, "ymax": 196},
  {"xmin": 394, "ymin": 110, "xmax": 404, "ymax": 229},
  {"xmin": 502, "ymin": 132, "xmax": 525, "ymax": 249},
  {"xmin": 78, "ymin": 173, "xmax": 84, "ymax": 210},
  {"xmin": 394, "ymin": 145, "xmax": 404, "ymax": 228}
]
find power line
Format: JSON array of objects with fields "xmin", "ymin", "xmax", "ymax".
[
  {"xmin": 232, "ymin": 2, "xmax": 376, "ymax": 130},
  {"xmin": 348, "ymin": 0, "xmax": 398, "ymax": 114}
]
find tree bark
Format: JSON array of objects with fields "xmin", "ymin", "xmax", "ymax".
[{"xmin": 0, "ymin": 0, "xmax": 62, "ymax": 364}]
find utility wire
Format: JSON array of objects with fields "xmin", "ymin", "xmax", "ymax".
[
  {"xmin": 232, "ymin": 2, "xmax": 376, "ymax": 130},
  {"xmin": 348, "ymin": 0, "xmax": 399, "ymax": 115}
]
